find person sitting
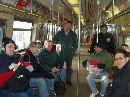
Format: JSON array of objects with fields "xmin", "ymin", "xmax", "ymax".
[
  {"xmin": 0, "ymin": 37, "xmax": 35, "ymax": 97},
  {"xmin": 105, "ymin": 49, "xmax": 130, "ymax": 97},
  {"xmin": 89, "ymin": 24, "xmax": 116, "ymax": 54},
  {"xmin": 86, "ymin": 60, "xmax": 105, "ymax": 76},
  {"xmin": 22, "ymin": 41, "xmax": 49, "ymax": 97},
  {"xmin": 86, "ymin": 42, "xmax": 113, "ymax": 97},
  {"xmin": 121, "ymin": 43, "xmax": 130, "ymax": 59},
  {"xmin": 38, "ymin": 40, "xmax": 60, "ymax": 96}
]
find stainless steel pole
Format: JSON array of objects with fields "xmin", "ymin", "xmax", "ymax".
[
  {"xmin": 77, "ymin": 0, "xmax": 81, "ymax": 97},
  {"xmin": 112, "ymin": 0, "xmax": 115, "ymax": 22},
  {"xmin": 30, "ymin": 0, "xmax": 32, "ymax": 13},
  {"xmin": 57, "ymin": 11, "xmax": 60, "ymax": 32},
  {"xmin": 96, "ymin": 0, "xmax": 100, "ymax": 43}
]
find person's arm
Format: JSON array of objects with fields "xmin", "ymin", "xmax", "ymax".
[
  {"xmin": 0, "ymin": 64, "xmax": 10, "ymax": 73},
  {"xmin": 37, "ymin": 51, "xmax": 52, "ymax": 72},
  {"xmin": 0, "ymin": 56, "xmax": 17, "ymax": 73}
]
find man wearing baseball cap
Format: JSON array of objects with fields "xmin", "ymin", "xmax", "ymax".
[{"xmin": 86, "ymin": 42, "xmax": 113, "ymax": 97}]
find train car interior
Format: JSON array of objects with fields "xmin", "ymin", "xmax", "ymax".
[{"xmin": 0, "ymin": 0, "xmax": 130, "ymax": 97}]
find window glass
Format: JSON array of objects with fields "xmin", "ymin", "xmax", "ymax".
[
  {"xmin": 13, "ymin": 21, "xmax": 32, "ymax": 29},
  {"xmin": 12, "ymin": 31, "xmax": 31, "ymax": 50},
  {"xmin": 12, "ymin": 20, "xmax": 32, "ymax": 50},
  {"xmin": 0, "ymin": 27, "xmax": 4, "ymax": 51}
]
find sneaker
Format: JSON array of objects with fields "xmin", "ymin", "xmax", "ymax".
[
  {"xmin": 100, "ymin": 94, "xmax": 104, "ymax": 97},
  {"xmin": 49, "ymin": 91, "xmax": 56, "ymax": 97},
  {"xmin": 90, "ymin": 90, "xmax": 99, "ymax": 97}
]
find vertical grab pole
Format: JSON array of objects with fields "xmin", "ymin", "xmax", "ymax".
[
  {"xmin": 30, "ymin": 0, "xmax": 32, "ymax": 14},
  {"xmin": 77, "ymin": 0, "xmax": 81, "ymax": 97},
  {"xmin": 57, "ymin": 11, "xmax": 60, "ymax": 32},
  {"xmin": 96, "ymin": 0, "xmax": 100, "ymax": 43},
  {"xmin": 112, "ymin": 0, "xmax": 115, "ymax": 22}
]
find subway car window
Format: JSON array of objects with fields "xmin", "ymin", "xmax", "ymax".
[
  {"xmin": 12, "ymin": 21, "xmax": 32, "ymax": 50},
  {"xmin": 0, "ymin": 19, "xmax": 6, "ymax": 51}
]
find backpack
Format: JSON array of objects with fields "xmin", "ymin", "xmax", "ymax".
[
  {"xmin": 5, "ymin": 65, "xmax": 29, "ymax": 92},
  {"xmin": 54, "ymin": 77, "xmax": 66, "ymax": 95}
]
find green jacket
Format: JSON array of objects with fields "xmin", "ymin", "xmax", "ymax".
[
  {"xmin": 53, "ymin": 29, "xmax": 78, "ymax": 57},
  {"xmin": 86, "ymin": 50, "xmax": 113, "ymax": 73},
  {"xmin": 37, "ymin": 48, "xmax": 59, "ymax": 73}
]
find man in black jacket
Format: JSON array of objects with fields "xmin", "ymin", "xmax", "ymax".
[
  {"xmin": 105, "ymin": 49, "xmax": 130, "ymax": 97},
  {"xmin": 0, "ymin": 37, "xmax": 34, "ymax": 97},
  {"xmin": 90, "ymin": 24, "xmax": 116, "ymax": 54}
]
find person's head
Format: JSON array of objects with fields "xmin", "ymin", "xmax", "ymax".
[
  {"xmin": 2, "ymin": 37, "xmax": 16, "ymax": 56},
  {"xmin": 114, "ymin": 49, "xmax": 129, "ymax": 69},
  {"xmin": 63, "ymin": 20, "xmax": 72, "ymax": 32},
  {"xmin": 121, "ymin": 44, "xmax": 128, "ymax": 51},
  {"xmin": 44, "ymin": 40, "xmax": 53, "ymax": 52},
  {"xmin": 100, "ymin": 24, "xmax": 108, "ymax": 34},
  {"xmin": 94, "ymin": 42, "xmax": 105, "ymax": 53},
  {"xmin": 29, "ymin": 41, "xmax": 41, "ymax": 56}
]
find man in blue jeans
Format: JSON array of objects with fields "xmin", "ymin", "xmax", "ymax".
[
  {"xmin": 38, "ymin": 40, "xmax": 60, "ymax": 96},
  {"xmin": 86, "ymin": 42, "xmax": 113, "ymax": 97},
  {"xmin": 0, "ymin": 37, "xmax": 35, "ymax": 97},
  {"xmin": 53, "ymin": 20, "xmax": 78, "ymax": 85}
]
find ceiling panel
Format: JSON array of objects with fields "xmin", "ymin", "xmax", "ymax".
[
  {"xmin": 36, "ymin": 0, "xmax": 74, "ymax": 22},
  {"xmin": 36, "ymin": 0, "xmax": 112, "ymax": 26},
  {"xmin": 81, "ymin": 0, "xmax": 112, "ymax": 26}
]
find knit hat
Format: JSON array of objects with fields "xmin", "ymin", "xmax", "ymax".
[{"xmin": 2, "ymin": 37, "xmax": 16, "ymax": 48}]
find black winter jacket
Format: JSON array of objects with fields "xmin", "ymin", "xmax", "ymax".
[
  {"xmin": 90, "ymin": 32, "xmax": 115, "ymax": 54},
  {"xmin": 105, "ymin": 61, "xmax": 130, "ymax": 97},
  {"xmin": 22, "ymin": 49, "xmax": 46, "ymax": 78}
]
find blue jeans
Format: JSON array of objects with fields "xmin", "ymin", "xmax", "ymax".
[
  {"xmin": 29, "ymin": 78, "xmax": 49, "ymax": 97},
  {"xmin": 45, "ymin": 78, "xmax": 55, "ymax": 93},
  {"xmin": 0, "ymin": 88, "xmax": 34, "ymax": 97},
  {"xmin": 55, "ymin": 68, "xmax": 66, "ymax": 82},
  {"xmin": 86, "ymin": 71, "xmax": 109, "ymax": 95},
  {"xmin": 59, "ymin": 56, "xmax": 73, "ymax": 81}
]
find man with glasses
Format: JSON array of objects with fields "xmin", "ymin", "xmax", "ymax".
[
  {"xmin": 86, "ymin": 42, "xmax": 113, "ymax": 97},
  {"xmin": 105, "ymin": 49, "xmax": 130, "ymax": 97},
  {"xmin": 22, "ymin": 41, "xmax": 49, "ymax": 97}
]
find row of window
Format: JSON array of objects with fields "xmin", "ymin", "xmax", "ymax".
[{"xmin": 12, "ymin": 21, "xmax": 62, "ymax": 50}]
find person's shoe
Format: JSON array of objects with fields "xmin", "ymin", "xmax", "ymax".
[
  {"xmin": 66, "ymin": 80, "xmax": 72, "ymax": 86},
  {"xmin": 100, "ymin": 93, "xmax": 104, "ymax": 97},
  {"xmin": 49, "ymin": 91, "xmax": 56, "ymax": 97},
  {"xmin": 90, "ymin": 90, "xmax": 99, "ymax": 97}
]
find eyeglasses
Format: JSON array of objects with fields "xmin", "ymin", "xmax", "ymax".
[
  {"xmin": 32, "ymin": 45, "xmax": 41, "ymax": 48},
  {"xmin": 114, "ymin": 57, "xmax": 125, "ymax": 61}
]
